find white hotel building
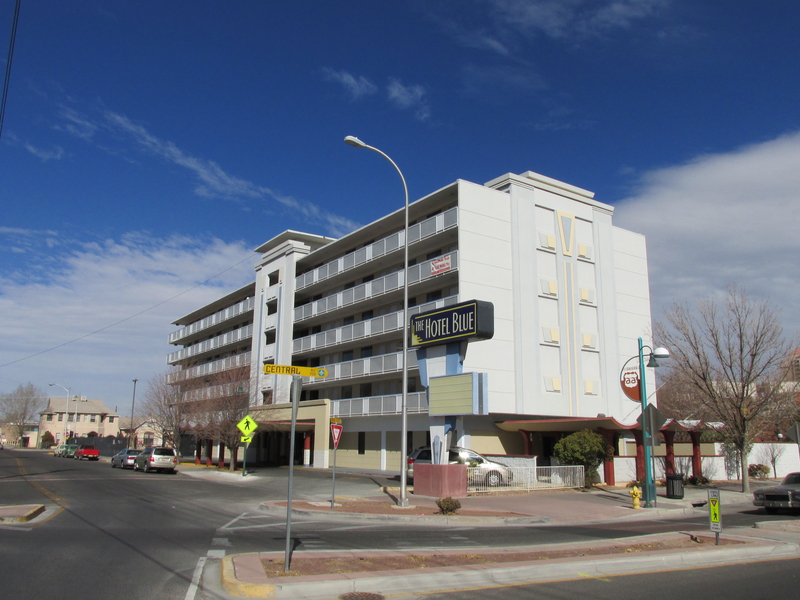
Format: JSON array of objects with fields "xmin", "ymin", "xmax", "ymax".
[{"xmin": 167, "ymin": 170, "xmax": 656, "ymax": 481}]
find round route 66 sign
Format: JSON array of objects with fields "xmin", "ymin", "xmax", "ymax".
[{"xmin": 620, "ymin": 369, "xmax": 641, "ymax": 402}]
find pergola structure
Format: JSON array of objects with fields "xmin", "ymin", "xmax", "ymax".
[{"xmin": 495, "ymin": 417, "xmax": 715, "ymax": 485}]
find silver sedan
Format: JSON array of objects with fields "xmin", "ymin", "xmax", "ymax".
[{"xmin": 111, "ymin": 449, "xmax": 141, "ymax": 469}]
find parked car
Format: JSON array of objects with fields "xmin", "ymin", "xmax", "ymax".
[
  {"xmin": 74, "ymin": 444, "xmax": 100, "ymax": 461},
  {"xmin": 133, "ymin": 447, "xmax": 179, "ymax": 474},
  {"xmin": 111, "ymin": 449, "xmax": 142, "ymax": 469},
  {"xmin": 62, "ymin": 444, "xmax": 80, "ymax": 458},
  {"xmin": 54, "ymin": 443, "xmax": 67, "ymax": 456},
  {"xmin": 407, "ymin": 446, "xmax": 512, "ymax": 487},
  {"xmin": 753, "ymin": 472, "xmax": 800, "ymax": 514}
]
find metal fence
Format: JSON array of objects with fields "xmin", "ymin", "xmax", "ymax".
[{"xmin": 467, "ymin": 465, "xmax": 585, "ymax": 493}]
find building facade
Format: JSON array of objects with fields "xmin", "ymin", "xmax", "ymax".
[
  {"xmin": 39, "ymin": 396, "xmax": 120, "ymax": 444},
  {"xmin": 167, "ymin": 170, "xmax": 657, "ymax": 475}
]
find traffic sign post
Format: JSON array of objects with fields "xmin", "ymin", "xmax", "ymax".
[
  {"xmin": 284, "ymin": 375, "xmax": 302, "ymax": 573},
  {"xmin": 237, "ymin": 415, "xmax": 259, "ymax": 478},
  {"xmin": 708, "ymin": 488, "xmax": 722, "ymax": 545},
  {"xmin": 330, "ymin": 423, "xmax": 343, "ymax": 511}
]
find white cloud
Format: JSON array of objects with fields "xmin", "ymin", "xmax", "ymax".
[
  {"xmin": 387, "ymin": 79, "xmax": 431, "ymax": 121},
  {"xmin": 613, "ymin": 130, "xmax": 800, "ymax": 335},
  {"xmin": 0, "ymin": 233, "xmax": 256, "ymax": 405},
  {"xmin": 322, "ymin": 67, "xmax": 378, "ymax": 99}
]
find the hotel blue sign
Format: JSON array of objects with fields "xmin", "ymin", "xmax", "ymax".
[{"xmin": 410, "ymin": 300, "xmax": 494, "ymax": 348}]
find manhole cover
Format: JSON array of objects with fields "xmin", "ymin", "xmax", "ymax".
[{"xmin": 339, "ymin": 593, "xmax": 385, "ymax": 600}]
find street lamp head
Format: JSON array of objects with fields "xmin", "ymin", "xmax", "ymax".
[
  {"xmin": 49, "ymin": 383, "xmax": 54, "ymax": 386},
  {"xmin": 344, "ymin": 135, "xmax": 367, "ymax": 148},
  {"xmin": 652, "ymin": 347, "xmax": 670, "ymax": 360}
]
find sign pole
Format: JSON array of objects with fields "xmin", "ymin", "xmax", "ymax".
[
  {"xmin": 284, "ymin": 375, "xmax": 302, "ymax": 573},
  {"xmin": 708, "ymin": 488, "xmax": 721, "ymax": 545},
  {"xmin": 330, "ymin": 422, "xmax": 343, "ymax": 511}
]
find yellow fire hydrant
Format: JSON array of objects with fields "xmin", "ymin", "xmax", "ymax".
[{"xmin": 629, "ymin": 485, "xmax": 642, "ymax": 509}]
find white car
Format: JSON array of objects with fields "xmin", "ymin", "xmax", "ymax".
[{"xmin": 407, "ymin": 446, "xmax": 512, "ymax": 486}]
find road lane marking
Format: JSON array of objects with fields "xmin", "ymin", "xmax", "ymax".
[{"xmin": 184, "ymin": 556, "xmax": 206, "ymax": 600}]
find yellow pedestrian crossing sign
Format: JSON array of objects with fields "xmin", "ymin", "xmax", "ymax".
[
  {"xmin": 708, "ymin": 489, "xmax": 722, "ymax": 533},
  {"xmin": 241, "ymin": 436, "xmax": 253, "ymax": 444},
  {"xmin": 237, "ymin": 415, "xmax": 258, "ymax": 436}
]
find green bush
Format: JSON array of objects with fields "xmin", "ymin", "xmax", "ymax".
[
  {"xmin": 553, "ymin": 429, "xmax": 612, "ymax": 488},
  {"xmin": 436, "ymin": 497, "xmax": 461, "ymax": 515},
  {"xmin": 748, "ymin": 464, "xmax": 771, "ymax": 480}
]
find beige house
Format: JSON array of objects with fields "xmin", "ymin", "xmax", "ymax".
[
  {"xmin": 118, "ymin": 416, "xmax": 164, "ymax": 449},
  {"xmin": 39, "ymin": 396, "xmax": 120, "ymax": 444}
]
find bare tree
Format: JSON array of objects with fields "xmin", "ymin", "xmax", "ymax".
[
  {"xmin": 757, "ymin": 443, "xmax": 787, "ymax": 479},
  {"xmin": 191, "ymin": 366, "xmax": 250, "ymax": 472},
  {"xmin": 140, "ymin": 370, "xmax": 190, "ymax": 449},
  {"xmin": 0, "ymin": 383, "xmax": 47, "ymax": 446},
  {"xmin": 655, "ymin": 286, "xmax": 797, "ymax": 493}
]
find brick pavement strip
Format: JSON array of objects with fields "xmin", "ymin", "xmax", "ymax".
[{"xmin": 219, "ymin": 532, "xmax": 800, "ymax": 600}]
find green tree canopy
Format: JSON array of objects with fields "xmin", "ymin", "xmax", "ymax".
[{"xmin": 553, "ymin": 429, "xmax": 611, "ymax": 487}]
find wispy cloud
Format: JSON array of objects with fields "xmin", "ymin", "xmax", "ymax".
[
  {"xmin": 322, "ymin": 67, "xmax": 378, "ymax": 99},
  {"xmin": 23, "ymin": 142, "xmax": 64, "ymax": 161},
  {"xmin": 484, "ymin": 0, "xmax": 669, "ymax": 40},
  {"xmin": 387, "ymin": 79, "xmax": 431, "ymax": 121},
  {"xmin": 613, "ymin": 129, "xmax": 800, "ymax": 334},
  {"xmin": 52, "ymin": 105, "xmax": 359, "ymax": 238}
]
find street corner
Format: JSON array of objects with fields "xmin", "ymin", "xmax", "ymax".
[{"xmin": 221, "ymin": 553, "xmax": 278, "ymax": 599}]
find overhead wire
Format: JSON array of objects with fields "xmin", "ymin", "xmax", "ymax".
[{"xmin": 0, "ymin": 0, "xmax": 22, "ymax": 142}]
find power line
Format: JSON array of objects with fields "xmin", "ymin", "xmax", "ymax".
[
  {"xmin": 0, "ymin": 0, "xmax": 22, "ymax": 142},
  {"xmin": 0, "ymin": 251, "xmax": 256, "ymax": 369}
]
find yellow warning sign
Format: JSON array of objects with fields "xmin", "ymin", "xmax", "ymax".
[
  {"xmin": 237, "ymin": 415, "xmax": 258, "ymax": 435},
  {"xmin": 241, "ymin": 436, "xmax": 252, "ymax": 444},
  {"xmin": 709, "ymin": 498, "xmax": 720, "ymax": 522}
]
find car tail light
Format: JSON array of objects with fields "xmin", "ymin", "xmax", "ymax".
[
  {"xmin": 173, "ymin": 457, "xmax": 178, "ymax": 463},
  {"xmin": 407, "ymin": 458, "xmax": 415, "ymax": 465},
  {"xmin": 149, "ymin": 456, "xmax": 155, "ymax": 462}
]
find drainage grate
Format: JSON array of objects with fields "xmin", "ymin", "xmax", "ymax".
[{"xmin": 339, "ymin": 593, "xmax": 385, "ymax": 600}]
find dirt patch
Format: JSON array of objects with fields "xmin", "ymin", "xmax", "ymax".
[
  {"xmin": 280, "ymin": 500, "xmax": 528, "ymax": 518},
  {"xmin": 262, "ymin": 535, "xmax": 744, "ymax": 579}
]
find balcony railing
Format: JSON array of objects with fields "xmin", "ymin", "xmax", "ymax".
[
  {"xmin": 293, "ymin": 295, "xmax": 459, "ymax": 354},
  {"xmin": 169, "ymin": 296, "xmax": 255, "ymax": 344},
  {"xmin": 298, "ymin": 349, "xmax": 418, "ymax": 386},
  {"xmin": 166, "ymin": 352, "xmax": 251, "ymax": 384},
  {"xmin": 294, "ymin": 251, "xmax": 459, "ymax": 323},
  {"xmin": 167, "ymin": 324, "xmax": 254, "ymax": 364},
  {"xmin": 331, "ymin": 391, "xmax": 428, "ymax": 417},
  {"xmin": 295, "ymin": 207, "xmax": 458, "ymax": 291}
]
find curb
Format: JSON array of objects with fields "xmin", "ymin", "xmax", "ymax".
[
  {"xmin": 221, "ymin": 537, "xmax": 800, "ymax": 600},
  {"xmin": 0, "ymin": 504, "xmax": 46, "ymax": 523}
]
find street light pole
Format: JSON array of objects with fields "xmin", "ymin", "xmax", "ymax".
[
  {"xmin": 344, "ymin": 135, "xmax": 410, "ymax": 508},
  {"xmin": 621, "ymin": 340, "xmax": 669, "ymax": 508},
  {"xmin": 49, "ymin": 383, "xmax": 70, "ymax": 442},
  {"xmin": 128, "ymin": 378, "xmax": 138, "ymax": 449}
]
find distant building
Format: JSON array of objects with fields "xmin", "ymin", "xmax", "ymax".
[
  {"xmin": 118, "ymin": 416, "xmax": 164, "ymax": 449},
  {"xmin": 39, "ymin": 396, "xmax": 120, "ymax": 443},
  {"xmin": 167, "ymin": 170, "xmax": 656, "ymax": 479}
]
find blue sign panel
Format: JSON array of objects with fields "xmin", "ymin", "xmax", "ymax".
[{"xmin": 410, "ymin": 300, "xmax": 494, "ymax": 348}]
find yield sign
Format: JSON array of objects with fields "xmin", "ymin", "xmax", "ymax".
[{"xmin": 330, "ymin": 424, "xmax": 343, "ymax": 449}]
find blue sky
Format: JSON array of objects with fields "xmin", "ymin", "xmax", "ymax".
[{"xmin": 2, "ymin": 1, "xmax": 800, "ymax": 409}]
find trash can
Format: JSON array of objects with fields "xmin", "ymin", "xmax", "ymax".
[{"xmin": 666, "ymin": 473, "xmax": 684, "ymax": 499}]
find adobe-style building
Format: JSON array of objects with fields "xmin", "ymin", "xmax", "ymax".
[
  {"xmin": 39, "ymin": 396, "xmax": 120, "ymax": 443},
  {"xmin": 167, "ymin": 170, "xmax": 658, "ymax": 480}
]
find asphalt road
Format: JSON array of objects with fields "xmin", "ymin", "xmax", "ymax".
[{"xmin": 1, "ymin": 448, "xmax": 796, "ymax": 599}]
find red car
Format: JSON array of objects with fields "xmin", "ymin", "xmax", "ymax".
[{"xmin": 74, "ymin": 444, "xmax": 100, "ymax": 461}]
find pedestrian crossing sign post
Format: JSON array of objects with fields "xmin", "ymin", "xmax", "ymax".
[
  {"xmin": 708, "ymin": 488, "xmax": 721, "ymax": 544},
  {"xmin": 237, "ymin": 416, "xmax": 259, "ymax": 478}
]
